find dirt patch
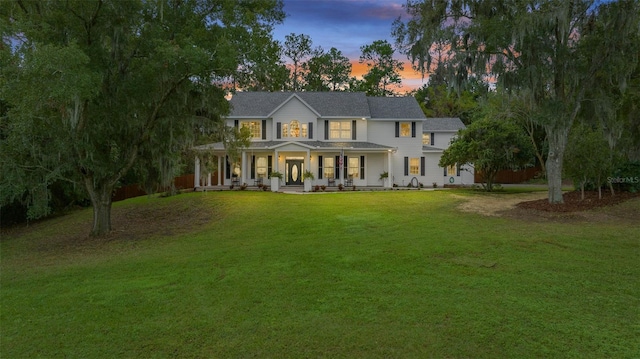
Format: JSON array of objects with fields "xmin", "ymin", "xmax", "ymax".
[
  {"xmin": 452, "ymin": 192, "xmax": 549, "ymax": 217},
  {"xmin": 3, "ymin": 194, "xmax": 217, "ymax": 254},
  {"xmin": 454, "ymin": 190, "xmax": 640, "ymax": 224}
]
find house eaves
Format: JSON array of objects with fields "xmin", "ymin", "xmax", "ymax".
[{"xmin": 267, "ymin": 93, "xmax": 321, "ymax": 118}]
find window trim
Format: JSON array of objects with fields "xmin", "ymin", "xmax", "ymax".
[{"xmin": 329, "ymin": 120, "xmax": 352, "ymax": 140}]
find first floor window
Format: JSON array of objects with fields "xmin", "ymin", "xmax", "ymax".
[
  {"xmin": 324, "ymin": 157, "xmax": 335, "ymax": 179},
  {"xmin": 256, "ymin": 157, "xmax": 267, "ymax": 177},
  {"xmin": 410, "ymin": 158, "xmax": 419, "ymax": 175},
  {"xmin": 348, "ymin": 157, "xmax": 359, "ymax": 178},
  {"xmin": 447, "ymin": 164, "xmax": 457, "ymax": 176}
]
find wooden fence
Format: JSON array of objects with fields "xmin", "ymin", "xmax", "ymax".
[
  {"xmin": 112, "ymin": 174, "xmax": 198, "ymax": 202},
  {"xmin": 474, "ymin": 166, "xmax": 543, "ymax": 184}
]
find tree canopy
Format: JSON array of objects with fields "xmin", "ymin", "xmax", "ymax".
[
  {"xmin": 0, "ymin": 0, "xmax": 284, "ymax": 236},
  {"xmin": 394, "ymin": 0, "xmax": 640, "ymax": 203},
  {"xmin": 440, "ymin": 118, "xmax": 534, "ymax": 191}
]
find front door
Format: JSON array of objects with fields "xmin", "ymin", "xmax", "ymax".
[{"xmin": 285, "ymin": 160, "xmax": 303, "ymax": 185}]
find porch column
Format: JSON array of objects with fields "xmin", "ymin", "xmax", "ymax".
[
  {"xmin": 386, "ymin": 151, "xmax": 393, "ymax": 188},
  {"xmin": 194, "ymin": 156, "xmax": 201, "ymax": 188},
  {"xmin": 274, "ymin": 150, "xmax": 279, "ymax": 172},
  {"xmin": 241, "ymin": 151, "xmax": 247, "ymax": 185},
  {"xmin": 207, "ymin": 172, "xmax": 212, "ymax": 187},
  {"xmin": 218, "ymin": 155, "xmax": 223, "ymax": 186}
]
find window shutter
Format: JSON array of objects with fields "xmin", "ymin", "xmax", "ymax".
[
  {"xmin": 268, "ymin": 155, "xmax": 272, "ymax": 178},
  {"xmin": 251, "ymin": 156, "xmax": 256, "ymax": 179},
  {"xmin": 324, "ymin": 121, "xmax": 329, "ymax": 140},
  {"xmin": 352, "ymin": 120, "xmax": 357, "ymax": 140},
  {"xmin": 262, "ymin": 120, "xmax": 267, "ymax": 140},
  {"xmin": 421, "ymin": 156, "xmax": 425, "ymax": 176},
  {"xmin": 318, "ymin": 155, "xmax": 323, "ymax": 179},
  {"xmin": 234, "ymin": 120, "xmax": 238, "ymax": 129},
  {"xmin": 309, "ymin": 122, "xmax": 313, "ymax": 139},
  {"xmin": 343, "ymin": 156, "xmax": 348, "ymax": 179},
  {"xmin": 457, "ymin": 164, "xmax": 461, "ymax": 176},
  {"xmin": 431, "ymin": 133, "xmax": 435, "ymax": 146},
  {"xmin": 276, "ymin": 122, "xmax": 281, "ymax": 139},
  {"xmin": 225, "ymin": 156, "xmax": 231, "ymax": 179},
  {"xmin": 404, "ymin": 157, "xmax": 409, "ymax": 176},
  {"xmin": 335, "ymin": 155, "xmax": 340, "ymax": 179},
  {"xmin": 360, "ymin": 156, "xmax": 365, "ymax": 180},
  {"xmin": 395, "ymin": 122, "xmax": 399, "ymax": 137},
  {"xmin": 444, "ymin": 166, "xmax": 447, "ymax": 176},
  {"xmin": 411, "ymin": 122, "xmax": 416, "ymax": 137}
]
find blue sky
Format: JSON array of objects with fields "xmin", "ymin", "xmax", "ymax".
[{"xmin": 272, "ymin": 0, "xmax": 425, "ymax": 91}]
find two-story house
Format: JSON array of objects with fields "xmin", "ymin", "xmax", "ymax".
[{"xmin": 194, "ymin": 92, "xmax": 474, "ymax": 190}]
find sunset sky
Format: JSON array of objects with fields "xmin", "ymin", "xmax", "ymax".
[{"xmin": 272, "ymin": 0, "xmax": 428, "ymax": 92}]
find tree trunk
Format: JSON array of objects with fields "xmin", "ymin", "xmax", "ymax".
[
  {"xmin": 545, "ymin": 126, "xmax": 569, "ymax": 204},
  {"xmin": 85, "ymin": 178, "xmax": 115, "ymax": 237}
]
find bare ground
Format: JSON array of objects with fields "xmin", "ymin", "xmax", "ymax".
[{"xmin": 453, "ymin": 190, "xmax": 640, "ymax": 224}]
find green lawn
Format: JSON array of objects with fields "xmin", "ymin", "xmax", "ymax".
[{"xmin": 2, "ymin": 191, "xmax": 639, "ymax": 358}]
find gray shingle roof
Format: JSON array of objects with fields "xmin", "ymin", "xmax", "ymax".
[
  {"xmin": 229, "ymin": 92, "xmax": 371, "ymax": 118},
  {"xmin": 422, "ymin": 118, "xmax": 466, "ymax": 132},
  {"xmin": 367, "ymin": 96, "xmax": 426, "ymax": 119},
  {"xmin": 228, "ymin": 92, "xmax": 425, "ymax": 119}
]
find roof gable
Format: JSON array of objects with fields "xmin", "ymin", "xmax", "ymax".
[
  {"xmin": 267, "ymin": 94, "xmax": 321, "ymax": 118},
  {"xmin": 228, "ymin": 92, "xmax": 428, "ymax": 119},
  {"xmin": 229, "ymin": 92, "xmax": 370, "ymax": 118}
]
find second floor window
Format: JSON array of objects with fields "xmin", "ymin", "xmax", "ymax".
[
  {"xmin": 400, "ymin": 122, "xmax": 411, "ymax": 137},
  {"xmin": 240, "ymin": 121, "xmax": 261, "ymax": 139},
  {"xmin": 281, "ymin": 120, "xmax": 307, "ymax": 138},
  {"xmin": 329, "ymin": 121, "xmax": 351, "ymax": 139}
]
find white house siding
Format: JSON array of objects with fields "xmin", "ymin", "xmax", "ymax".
[
  {"xmin": 433, "ymin": 132, "xmax": 456, "ymax": 149},
  {"xmin": 272, "ymin": 98, "xmax": 317, "ymax": 141},
  {"xmin": 424, "ymin": 152, "xmax": 445, "ymax": 186},
  {"xmin": 366, "ymin": 120, "xmax": 396, "ymax": 145}
]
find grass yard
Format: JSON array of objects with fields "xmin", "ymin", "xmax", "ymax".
[{"xmin": 2, "ymin": 190, "xmax": 639, "ymax": 358}]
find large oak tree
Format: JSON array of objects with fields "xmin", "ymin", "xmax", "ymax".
[
  {"xmin": 394, "ymin": 0, "xmax": 640, "ymax": 203},
  {"xmin": 0, "ymin": 0, "xmax": 284, "ymax": 236}
]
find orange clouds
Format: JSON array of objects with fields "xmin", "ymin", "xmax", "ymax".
[{"xmin": 349, "ymin": 59, "xmax": 427, "ymax": 93}]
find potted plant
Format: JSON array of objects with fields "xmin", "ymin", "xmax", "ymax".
[
  {"xmin": 303, "ymin": 170, "xmax": 315, "ymax": 192},
  {"xmin": 270, "ymin": 171, "xmax": 283, "ymax": 192},
  {"xmin": 379, "ymin": 171, "xmax": 389, "ymax": 187}
]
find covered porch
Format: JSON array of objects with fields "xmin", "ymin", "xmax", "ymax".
[{"xmin": 193, "ymin": 141, "xmax": 396, "ymax": 191}]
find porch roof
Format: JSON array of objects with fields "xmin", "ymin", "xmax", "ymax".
[
  {"xmin": 422, "ymin": 145, "xmax": 444, "ymax": 152},
  {"xmin": 194, "ymin": 140, "xmax": 393, "ymax": 152}
]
